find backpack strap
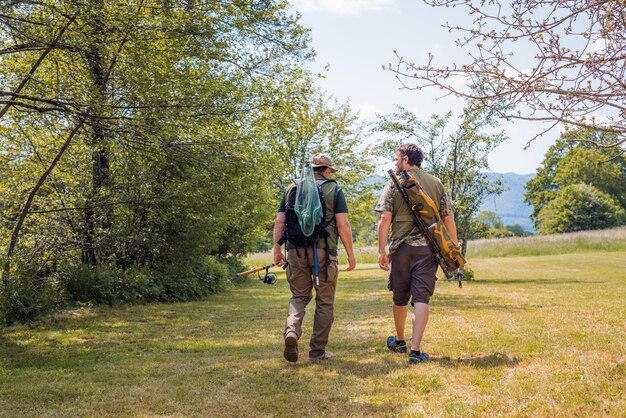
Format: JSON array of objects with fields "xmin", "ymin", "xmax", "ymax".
[
  {"xmin": 277, "ymin": 182, "xmax": 296, "ymax": 247},
  {"xmin": 316, "ymin": 178, "xmax": 338, "ymax": 280},
  {"xmin": 316, "ymin": 178, "xmax": 338, "ymax": 229}
]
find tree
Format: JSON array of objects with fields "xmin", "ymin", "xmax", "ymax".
[
  {"xmin": 538, "ymin": 183, "xmax": 625, "ymax": 234},
  {"xmin": 472, "ymin": 211, "xmax": 517, "ymax": 238},
  {"xmin": 525, "ymin": 129, "xmax": 626, "ymax": 229},
  {"xmin": 249, "ymin": 86, "xmax": 376, "ymax": 246},
  {"xmin": 385, "ymin": 1, "xmax": 626, "ymax": 154},
  {"xmin": 505, "ymin": 224, "xmax": 529, "ymax": 237},
  {"xmin": 372, "ymin": 100, "xmax": 506, "ymax": 254},
  {"xmin": 474, "ymin": 210, "xmax": 505, "ymax": 230},
  {"xmin": 0, "ymin": 1, "xmax": 313, "ymax": 281}
]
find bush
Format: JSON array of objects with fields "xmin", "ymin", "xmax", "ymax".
[
  {"xmin": 118, "ymin": 268, "xmax": 164, "ymax": 304},
  {"xmin": 53, "ymin": 264, "xmax": 154, "ymax": 306},
  {"xmin": 538, "ymin": 183, "xmax": 625, "ymax": 234},
  {"xmin": 193, "ymin": 255, "xmax": 230, "ymax": 294},
  {"xmin": 223, "ymin": 256, "xmax": 249, "ymax": 285},
  {"xmin": 53, "ymin": 258, "xmax": 231, "ymax": 305},
  {"xmin": 150, "ymin": 256, "xmax": 231, "ymax": 302},
  {"xmin": 1, "ymin": 255, "xmax": 238, "ymax": 325},
  {"xmin": 0, "ymin": 269, "xmax": 65, "ymax": 325}
]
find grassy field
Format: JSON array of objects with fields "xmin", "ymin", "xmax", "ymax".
[{"xmin": 1, "ymin": 248, "xmax": 625, "ymax": 416}]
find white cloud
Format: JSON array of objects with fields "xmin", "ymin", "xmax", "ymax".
[
  {"xmin": 353, "ymin": 102, "xmax": 385, "ymax": 121},
  {"xmin": 589, "ymin": 37, "xmax": 607, "ymax": 53},
  {"xmin": 292, "ymin": 0, "xmax": 397, "ymax": 15},
  {"xmin": 503, "ymin": 67, "xmax": 534, "ymax": 79},
  {"xmin": 584, "ymin": 113, "xmax": 612, "ymax": 125}
]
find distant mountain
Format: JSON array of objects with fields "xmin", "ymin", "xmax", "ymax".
[{"xmin": 480, "ymin": 173, "xmax": 536, "ymax": 232}]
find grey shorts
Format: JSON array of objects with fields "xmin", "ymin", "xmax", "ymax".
[{"xmin": 389, "ymin": 243, "xmax": 438, "ymax": 305}]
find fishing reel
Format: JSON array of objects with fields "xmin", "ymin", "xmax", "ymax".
[
  {"xmin": 256, "ymin": 261, "xmax": 288, "ymax": 285},
  {"xmin": 237, "ymin": 261, "xmax": 288, "ymax": 285},
  {"xmin": 258, "ymin": 267, "xmax": 277, "ymax": 285}
]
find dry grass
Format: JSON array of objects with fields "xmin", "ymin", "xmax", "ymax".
[
  {"xmin": 467, "ymin": 226, "xmax": 626, "ymax": 259},
  {"xmin": 1, "ymin": 250, "xmax": 625, "ymax": 416},
  {"xmin": 247, "ymin": 227, "xmax": 626, "ymax": 266}
]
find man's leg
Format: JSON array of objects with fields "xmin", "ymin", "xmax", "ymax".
[
  {"xmin": 408, "ymin": 246, "xmax": 437, "ymax": 363},
  {"xmin": 411, "ymin": 302, "xmax": 429, "ymax": 351},
  {"xmin": 309, "ymin": 248, "xmax": 338, "ymax": 359},
  {"xmin": 284, "ymin": 249, "xmax": 313, "ymax": 362},
  {"xmin": 393, "ymin": 303, "xmax": 408, "ymax": 341},
  {"xmin": 387, "ymin": 244, "xmax": 412, "ymax": 353}
]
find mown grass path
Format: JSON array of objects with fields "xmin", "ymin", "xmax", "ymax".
[{"xmin": 1, "ymin": 252, "xmax": 625, "ymax": 416}]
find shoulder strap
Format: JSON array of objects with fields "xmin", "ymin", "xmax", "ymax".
[
  {"xmin": 316, "ymin": 178, "xmax": 338, "ymax": 227},
  {"xmin": 316, "ymin": 178, "xmax": 337, "ymax": 186}
]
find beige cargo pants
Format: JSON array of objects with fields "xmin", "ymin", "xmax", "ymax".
[{"xmin": 284, "ymin": 247, "xmax": 338, "ymax": 358}]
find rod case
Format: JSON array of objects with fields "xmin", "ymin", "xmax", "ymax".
[{"xmin": 388, "ymin": 169, "xmax": 466, "ymax": 286}]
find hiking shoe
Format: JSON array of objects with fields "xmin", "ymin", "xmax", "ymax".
[
  {"xmin": 283, "ymin": 333, "xmax": 299, "ymax": 363},
  {"xmin": 408, "ymin": 351, "xmax": 430, "ymax": 365},
  {"xmin": 387, "ymin": 336, "xmax": 407, "ymax": 353},
  {"xmin": 308, "ymin": 351, "xmax": 334, "ymax": 362}
]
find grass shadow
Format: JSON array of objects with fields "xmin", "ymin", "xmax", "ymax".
[
  {"xmin": 433, "ymin": 293, "xmax": 531, "ymax": 311},
  {"xmin": 431, "ymin": 352, "xmax": 520, "ymax": 369},
  {"xmin": 0, "ymin": 331, "xmax": 25, "ymax": 360}
]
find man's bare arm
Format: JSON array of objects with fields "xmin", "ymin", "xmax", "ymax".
[
  {"xmin": 377, "ymin": 211, "xmax": 392, "ymax": 271},
  {"xmin": 273, "ymin": 212, "xmax": 286, "ymax": 265},
  {"xmin": 336, "ymin": 213, "xmax": 356, "ymax": 271}
]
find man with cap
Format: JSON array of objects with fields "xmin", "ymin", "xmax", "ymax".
[{"xmin": 273, "ymin": 154, "xmax": 356, "ymax": 362}]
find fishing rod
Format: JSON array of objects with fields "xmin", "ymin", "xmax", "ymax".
[{"xmin": 237, "ymin": 262, "xmax": 288, "ymax": 285}]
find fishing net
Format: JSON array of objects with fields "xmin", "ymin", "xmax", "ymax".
[{"xmin": 295, "ymin": 163, "xmax": 323, "ymax": 237}]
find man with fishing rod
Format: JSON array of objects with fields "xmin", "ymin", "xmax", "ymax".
[{"xmin": 273, "ymin": 154, "xmax": 356, "ymax": 363}]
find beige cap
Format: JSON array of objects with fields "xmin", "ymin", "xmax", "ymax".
[{"xmin": 310, "ymin": 153, "xmax": 337, "ymax": 172}]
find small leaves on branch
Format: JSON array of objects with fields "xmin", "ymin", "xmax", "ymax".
[{"xmin": 386, "ymin": 0, "xmax": 626, "ymax": 150}]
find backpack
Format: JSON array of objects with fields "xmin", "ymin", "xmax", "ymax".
[{"xmin": 279, "ymin": 178, "xmax": 337, "ymax": 248}]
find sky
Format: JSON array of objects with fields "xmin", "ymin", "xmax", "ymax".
[{"xmin": 289, "ymin": 0, "xmax": 560, "ymax": 174}]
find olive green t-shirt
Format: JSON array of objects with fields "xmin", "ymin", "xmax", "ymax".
[{"xmin": 375, "ymin": 168, "xmax": 451, "ymax": 254}]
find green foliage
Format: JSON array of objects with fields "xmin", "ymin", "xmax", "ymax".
[
  {"xmin": 474, "ymin": 211, "xmax": 504, "ymax": 229},
  {"xmin": 223, "ymin": 256, "xmax": 249, "ymax": 285},
  {"xmin": 54, "ymin": 264, "xmax": 162, "ymax": 306},
  {"xmin": 0, "ymin": 1, "xmax": 326, "ymax": 319},
  {"xmin": 37, "ymin": 255, "xmax": 234, "ymax": 312},
  {"xmin": 461, "ymin": 266, "xmax": 475, "ymax": 281},
  {"xmin": 470, "ymin": 211, "xmax": 520, "ymax": 239},
  {"xmin": 253, "ymin": 88, "xmax": 375, "ymax": 196},
  {"xmin": 505, "ymin": 224, "xmax": 530, "ymax": 237},
  {"xmin": 0, "ymin": 267, "xmax": 65, "ymax": 325},
  {"xmin": 192, "ymin": 256, "xmax": 231, "ymax": 295},
  {"xmin": 348, "ymin": 190, "xmax": 379, "ymax": 246},
  {"xmin": 538, "ymin": 184, "xmax": 625, "ymax": 234},
  {"xmin": 485, "ymin": 228, "xmax": 515, "ymax": 238},
  {"xmin": 525, "ymin": 129, "xmax": 626, "ymax": 230},
  {"xmin": 249, "ymin": 86, "xmax": 376, "ymax": 246}
]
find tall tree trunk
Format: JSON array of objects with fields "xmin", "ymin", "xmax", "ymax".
[{"xmin": 83, "ymin": 1, "xmax": 109, "ymax": 266}]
